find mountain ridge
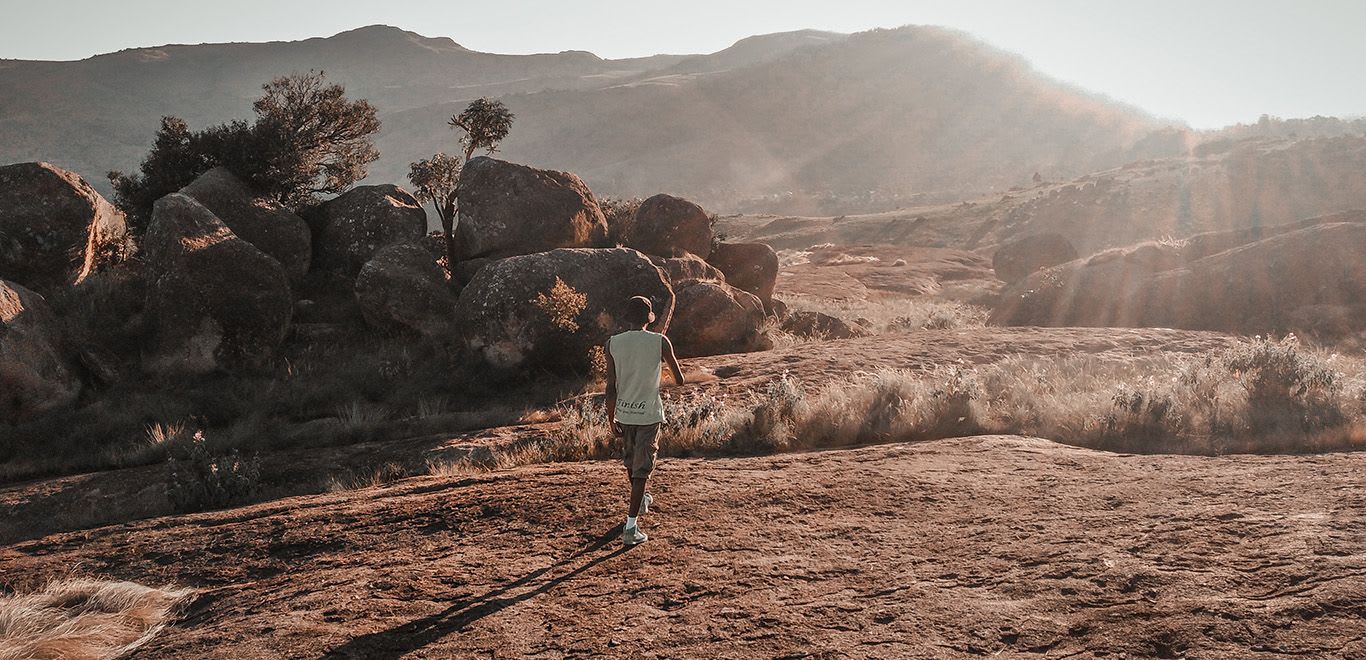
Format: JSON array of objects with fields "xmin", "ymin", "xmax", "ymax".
[{"xmin": 1, "ymin": 23, "xmax": 1177, "ymax": 212}]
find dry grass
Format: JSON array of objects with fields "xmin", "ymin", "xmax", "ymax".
[
  {"xmin": 511, "ymin": 336, "xmax": 1366, "ymax": 467},
  {"xmin": 0, "ymin": 578, "xmax": 191, "ymax": 660},
  {"xmin": 777, "ymin": 294, "xmax": 988, "ymax": 333}
]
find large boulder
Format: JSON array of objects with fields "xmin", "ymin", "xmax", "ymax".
[
  {"xmin": 707, "ymin": 242, "xmax": 779, "ymax": 311},
  {"xmin": 992, "ymin": 233, "xmax": 1079, "ymax": 284},
  {"xmin": 310, "ymin": 184, "xmax": 427, "ymax": 277},
  {"xmin": 0, "ymin": 162, "xmax": 129, "ymax": 294},
  {"xmin": 0, "ymin": 279, "xmax": 80, "ymax": 423},
  {"xmin": 180, "ymin": 167, "xmax": 311, "ymax": 284},
  {"xmin": 454, "ymin": 157, "xmax": 609, "ymax": 260},
  {"xmin": 990, "ymin": 241, "xmax": 1185, "ymax": 327},
  {"xmin": 649, "ymin": 253, "xmax": 724, "ymax": 288},
  {"xmin": 781, "ymin": 310, "xmax": 868, "ymax": 340},
  {"xmin": 1143, "ymin": 222, "xmax": 1366, "ymax": 334},
  {"xmin": 141, "ymin": 193, "xmax": 293, "ymax": 375},
  {"xmin": 354, "ymin": 243, "xmax": 457, "ymax": 339},
  {"xmin": 621, "ymin": 194, "xmax": 713, "ymax": 258},
  {"xmin": 668, "ymin": 280, "xmax": 771, "ymax": 358},
  {"xmin": 456, "ymin": 248, "xmax": 672, "ymax": 373}
]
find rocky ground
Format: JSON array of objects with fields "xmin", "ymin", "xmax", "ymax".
[
  {"xmin": 0, "ymin": 326, "xmax": 1237, "ymax": 546},
  {"xmin": 3, "ymin": 436, "xmax": 1363, "ymax": 658}
]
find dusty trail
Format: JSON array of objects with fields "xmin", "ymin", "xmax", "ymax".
[{"xmin": 3, "ymin": 436, "xmax": 1363, "ymax": 658}]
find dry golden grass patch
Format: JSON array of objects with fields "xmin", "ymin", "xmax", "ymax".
[
  {"xmin": 0, "ymin": 578, "xmax": 191, "ymax": 660},
  {"xmin": 523, "ymin": 336, "xmax": 1366, "ymax": 464}
]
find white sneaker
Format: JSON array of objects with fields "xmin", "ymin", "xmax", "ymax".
[
  {"xmin": 641, "ymin": 493, "xmax": 653, "ymax": 516},
  {"xmin": 622, "ymin": 524, "xmax": 649, "ymax": 546}
]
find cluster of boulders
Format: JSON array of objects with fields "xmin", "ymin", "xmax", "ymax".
[
  {"xmin": 447, "ymin": 159, "xmax": 778, "ymax": 366},
  {"xmin": 990, "ymin": 213, "xmax": 1366, "ymax": 337},
  {"xmin": 0, "ymin": 156, "xmax": 790, "ymax": 418}
]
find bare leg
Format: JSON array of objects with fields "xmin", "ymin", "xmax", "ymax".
[{"xmin": 629, "ymin": 477, "xmax": 648, "ymax": 518}]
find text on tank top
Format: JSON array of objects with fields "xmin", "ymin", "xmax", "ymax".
[{"xmin": 610, "ymin": 330, "xmax": 666, "ymax": 425}]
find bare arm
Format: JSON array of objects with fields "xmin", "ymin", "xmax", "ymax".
[
  {"xmin": 661, "ymin": 335, "xmax": 685, "ymax": 386},
  {"xmin": 604, "ymin": 339, "xmax": 621, "ymax": 434}
]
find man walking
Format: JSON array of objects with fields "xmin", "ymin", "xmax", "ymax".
[{"xmin": 605, "ymin": 296, "xmax": 685, "ymax": 546}]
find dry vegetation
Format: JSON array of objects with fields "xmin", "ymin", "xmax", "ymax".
[
  {"xmin": 0, "ymin": 578, "xmax": 191, "ymax": 660},
  {"xmin": 521, "ymin": 336, "xmax": 1365, "ymax": 469}
]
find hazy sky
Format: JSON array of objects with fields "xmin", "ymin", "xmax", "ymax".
[{"xmin": 4, "ymin": 0, "xmax": 1365, "ymax": 128}]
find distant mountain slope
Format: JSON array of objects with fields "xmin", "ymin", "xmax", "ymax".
[
  {"xmin": 1, "ymin": 24, "xmax": 1172, "ymax": 211},
  {"xmin": 717, "ymin": 135, "xmax": 1366, "ymax": 255}
]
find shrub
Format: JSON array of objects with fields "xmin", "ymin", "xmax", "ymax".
[
  {"xmin": 165, "ymin": 431, "xmax": 261, "ymax": 513},
  {"xmin": 1221, "ymin": 335, "xmax": 1345, "ymax": 432},
  {"xmin": 732, "ymin": 373, "xmax": 807, "ymax": 453},
  {"xmin": 110, "ymin": 71, "xmax": 379, "ymax": 233},
  {"xmin": 532, "ymin": 277, "xmax": 587, "ymax": 333},
  {"xmin": 600, "ymin": 197, "xmax": 642, "ymax": 243}
]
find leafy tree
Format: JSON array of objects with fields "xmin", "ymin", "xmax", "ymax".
[
  {"xmin": 407, "ymin": 154, "xmax": 461, "ymax": 265},
  {"xmin": 109, "ymin": 71, "xmax": 380, "ymax": 235},
  {"xmin": 409, "ymin": 97, "xmax": 514, "ymax": 270},
  {"xmin": 251, "ymin": 71, "xmax": 381, "ymax": 206},
  {"xmin": 448, "ymin": 97, "xmax": 514, "ymax": 163}
]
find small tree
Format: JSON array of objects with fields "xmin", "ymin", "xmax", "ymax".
[
  {"xmin": 448, "ymin": 97, "xmax": 514, "ymax": 163},
  {"xmin": 410, "ymin": 98, "xmax": 514, "ymax": 271},
  {"xmin": 252, "ymin": 71, "xmax": 381, "ymax": 207},
  {"xmin": 407, "ymin": 154, "xmax": 461, "ymax": 265}
]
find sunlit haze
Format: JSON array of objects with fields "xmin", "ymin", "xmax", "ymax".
[{"xmin": 4, "ymin": 0, "xmax": 1365, "ymax": 128}]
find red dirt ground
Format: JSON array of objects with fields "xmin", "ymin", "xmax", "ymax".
[{"xmin": 3, "ymin": 436, "xmax": 1363, "ymax": 658}]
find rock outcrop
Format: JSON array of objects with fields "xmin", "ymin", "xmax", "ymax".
[
  {"xmin": 310, "ymin": 184, "xmax": 427, "ymax": 277},
  {"xmin": 706, "ymin": 242, "xmax": 779, "ymax": 311},
  {"xmin": 992, "ymin": 222, "xmax": 1366, "ymax": 336},
  {"xmin": 990, "ymin": 241, "xmax": 1187, "ymax": 327},
  {"xmin": 992, "ymin": 233, "xmax": 1078, "ymax": 284},
  {"xmin": 354, "ymin": 243, "xmax": 457, "ymax": 339},
  {"xmin": 621, "ymin": 194, "xmax": 713, "ymax": 258},
  {"xmin": 648, "ymin": 253, "xmax": 724, "ymax": 288},
  {"xmin": 0, "ymin": 162, "xmax": 128, "ymax": 294},
  {"xmin": 456, "ymin": 248, "xmax": 672, "ymax": 372},
  {"xmin": 1143, "ymin": 222, "xmax": 1366, "ymax": 335},
  {"xmin": 180, "ymin": 167, "xmax": 311, "ymax": 283},
  {"xmin": 0, "ymin": 279, "xmax": 81, "ymax": 423},
  {"xmin": 141, "ymin": 193, "xmax": 292, "ymax": 375},
  {"xmin": 781, "ymin": 310, "xmax": 868, "ymax": 340},
  {"xmin": 454, "ymin": 157, "xmax": 608, "ymax": 260},
  {"xmin": 668, "ymin": 280, "xmax": 771, "ymax": 358}
]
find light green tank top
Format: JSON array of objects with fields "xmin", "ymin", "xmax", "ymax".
[{"xmin": 610, "ymin": 330, "xmax": 666, "ymax": 425}]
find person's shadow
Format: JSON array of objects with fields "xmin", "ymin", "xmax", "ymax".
[{"xmin": 323, "ymin": 525, "xmax": 634, "ymax": 659}]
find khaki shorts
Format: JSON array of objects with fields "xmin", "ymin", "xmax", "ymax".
[{"xmin": 621, "ymin": 423, "xmax": 660, "ymax": 479}]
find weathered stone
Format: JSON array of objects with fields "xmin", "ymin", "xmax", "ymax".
[
  {"xmin": 355, "ymin": 243, "xmax": 457, "ymax": 339},
  {"xmin": 707, "ymin": 242, "xmax": 779, "ymax": 311},
  {"xmin": 141, "ymin": 193, "xmax": 292, "ymax": 375},
  {"xmin": 0, "ymin": 162, "xmax": 128, "ymax": 294},
  {"xmin": 649, "ymin": 253, "xmax": 724, "ymax": 288},
  {"xmin": 311, "ymin": 184, "xmax": 427, "ymax": 277},
  {"xmin": 621, "ymin": 193, "xmax": 713, "ymax": 258},
  {"xmin": 781, "ymin": 310, "xmax": 868, "ymax": 340},
  {"xmin": 992, "ymin": 233, "xmax": 1079, "ymax": 284},
  {"xmin": 180, "ymin": 167, "xmax": 311, "ymax": 283},
  {"xmin": 668, "ymin": 280, "xmax": 771, "ymax": 358},
  {"xmin": 456, "ymin": 247, "xmax": 672, "ymax": 373},
  {"xmin": 0, "ymin": 278, "xmax": 80, "ymax": 423},
  {"xmin": 455, "ymin": 157, "xmax": 609, "ymax": 260}
]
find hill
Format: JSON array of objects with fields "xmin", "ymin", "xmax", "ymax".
[
  {"xmin": 3, "ymin": 436, "xmax": 1362, "ymax": 657},
  {"xmin": 717, "ymin": 134, "xmax": 1366, "ymax": 254},
  {"xmin": 0, "ymin": 25, "xmax": 1173, "ymax": 211}
]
